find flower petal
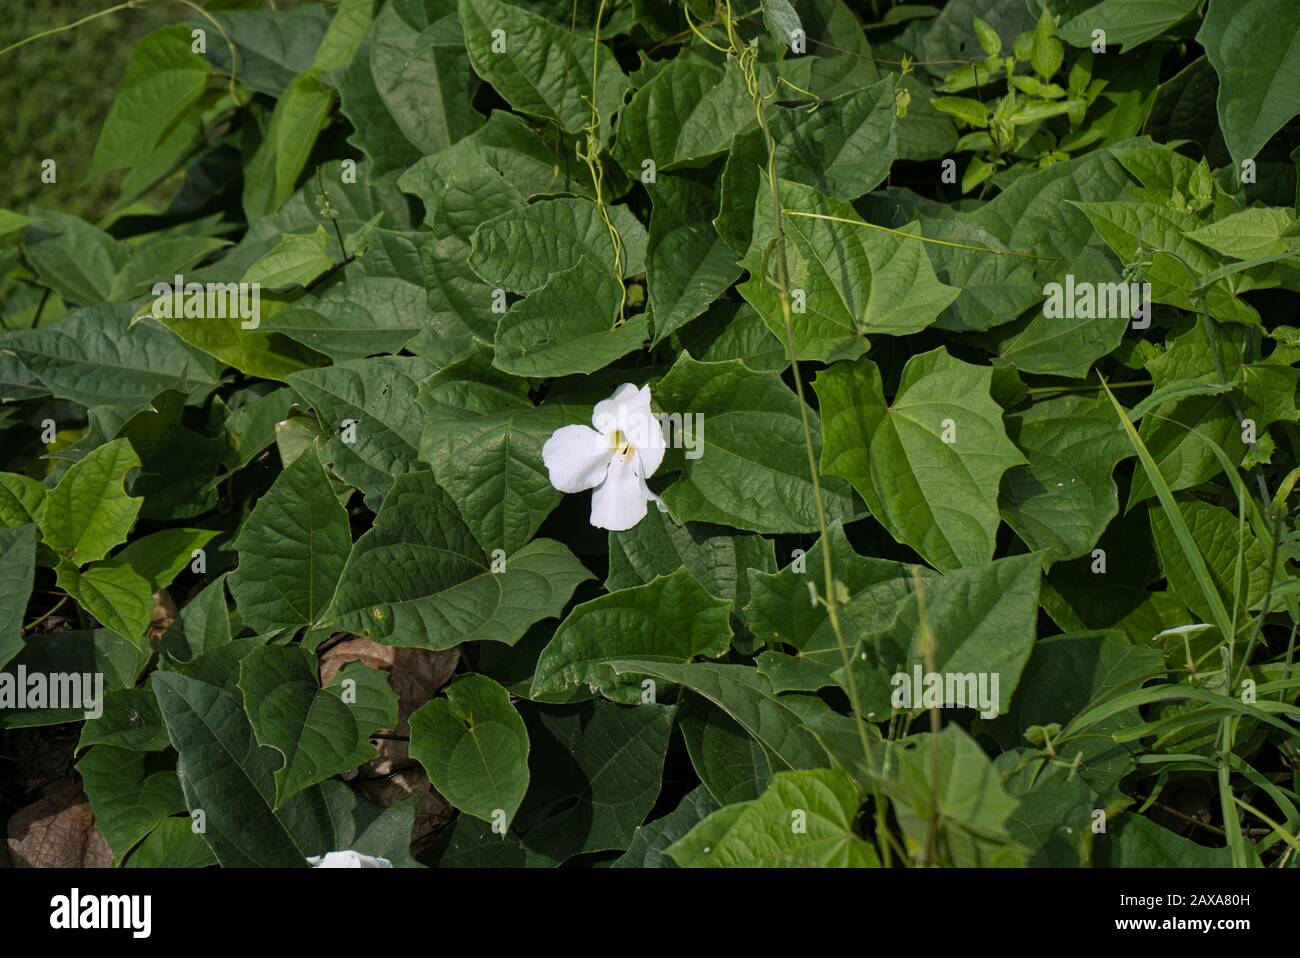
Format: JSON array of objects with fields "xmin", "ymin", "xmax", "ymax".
[
  {"xmin": 589, "ymin": 451, "xmax": 654, "ymax": 531},
  {"xmin": 542, "ymin": 424, "xmax": 610, "ymax": 493},
  {"xmin": 592, "ymin": 382, "xmax": 650, "ymax": 435},
  {"xmin": 631, "ymin": 415, "xmax": 666, "ymax": 478}
]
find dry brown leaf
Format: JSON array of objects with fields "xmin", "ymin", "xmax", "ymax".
[
  {"xmin": 148, "ymin": 588, "xmax": 178, "ymax": 650},
  {"xmin": 6, "ymin": 778, "xmax": 113, "ymax": 868},
  {"xmin": 356, "ymin": 767, "xmax": 453, "ymax": 855},
  {"xmin": 318, "ymin": 634, "xmax": 460, "ymax": 781}
]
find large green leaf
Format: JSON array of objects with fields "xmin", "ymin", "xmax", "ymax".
[
  {"xmin": 608, "ymin": 660, "xmax": 829, "ymax": 772},
  {"xmin": 667, "ymin": 768, "xmax": 878, "ymax": 867},
  {"xmin": 41, "ymin": 439, "xmax": 143, "ymax": 566},
  {"xmin": 607, "ymin": 507, "xmax": 775, "ymax": 608},
  {"xmin": 89, "ymin": 26, "xmax": 212, "ymax": 177},
  {"xmin": 76, "ymin": 746, "xmax": 185, "ymax": 863},
  {"xmin": 152, "ymin": 671, "xmax": 311, "ymax": 867},
  {"xmin": 816, "ymin": 348, "xmax": 1025, "ymax": 571},
  {"xmin": 0, "ymin": 303, "xmax": 220, "ymax": 414},
  {"xmin": 999, "ymin": 394, "xmax": 1133, "ymax": 564},
  {"xmin": 0, "ymin": 524, "xmax": 37, "ymax": 670},
  {"xmin": 409, "ymin": 673, "xmax": 530, "ymax": 828},
  {"xmin": 458, "ymin": 0, "xmax": 627, "ymax": 136},
  {"xmin": 470, "ymin": 196, "xmax": 645, "ymax": 292},
  {"xmin": 839, "ymin": 553, "xmax": 1043, "ymax": 719},
  {"xmin": 770, "ymin": 77, "xmax": 897, "ymax": 201},
  {"xmin": 1198, "ymin": 0, "xmax": 1300, "ymax": 166},
  {"xmin": 492, "ymin": 259, "xmax": 648, "ymax": 377},
  {"xmin": 419, "ymin": 385, "xmax": 580, "ymax": 554},
  {"xmin": 237, "ymin": 645, "xmax": 397, "ymax": 806},
  {"xmin": 338, "ymin": 0, "xmax": 481, "ymax": 176},
  {"xmin": 644, "ymin": 176, "xmax": 743, "ymax": 346},
  {"xmin": 531, "ymin": 567, "xmax": 733, "ymax": 703},
  {"xmin": 228, "ymin": 447, "xmax": 351, "ymax": 635},
  {"xmin": 884, "ymin": 725, "xmax": 1027, "ymax": 867},
  {"xmin": 515, "ymin": 698, "xmax": 674, "ymax": 865},
  {"xmin": 658, "ymin": 355, "xmax": 855, "ymax": 534},
  {"xmin": 611, "ymin": 56, "xmax": 753, "ymax": 173},
  {"xmin": 56, "ymin": 560, "xmax": 154, "ymax": 648},
  {"xmin": 611, "ymin": 785, "xmax": 720, "ymax": 868},
  {"xmin": 323, "ymin": 471, "xmax": 592, "ymax": 649},
  {"xmin": 242, "ymin": 69, "xmax": 335, "ymax": 222},
  {"xmin": 741, "ymin": 179, "xmax": 958, "ymax": 361},
  {"xmin": 289, "ymin": 355, "xmax": 435, "ymax": 500}
]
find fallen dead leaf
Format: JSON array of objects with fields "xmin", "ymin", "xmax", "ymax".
[{"xmin": 6, "ymin": 778, "xmax": 113, "ymax": 868}]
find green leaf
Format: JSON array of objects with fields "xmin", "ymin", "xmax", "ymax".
[
  {"xmin": 763, "ymin": 0, "xmax": 802, "ymax": 46},
  {"xmin": 228, "ymin": 447, "xmax": 351, "ymax": 635},
  {"xmin": 1057, "ymin": 0, "xmax": 1201, "ymax": 53},
  {"xmin": 1199, "ymin": 0, "xmax": 1300, "ymax": 167},
  {"xmin": 2, "ymin": 629, "xmax": 150, "ymax": 729},
  {"xmin": 989, "ymin": 631, "xmax": 1165, "ymax": 795},
  {"xmin": 237, "ymin": 645, "xmax": 396, "ymax": 806},
  {"xmin": 492, "ymin": 259, "xmax": 648, "ymax": 377},
  {"xmin": 77, "ymin": 746, "xmax": 185, "ymax": 862},
  {"xmin": 418, "ymin": 388, "xmax": 579, "ymax": 554},
  {"xmin": 41, "ymin": 438, "xmax": 143, "ymax": 565},
  {"xmin": 0, "ymin": 525, "xmax": 37, "ymax": 670},
  {"xmin": 1030, "ymin": 7, "xmax": 1064, "ymax": 79},
  {"xmin": 531, "ymin": 567, "xmax": 733, "ymax": 703},
  {"xmin": 612, "ymin": 785, "xmax": 720, "ymax": 868},
  {"xmin": 289, "ymin": 355, "xmax": 435, "ymax": 500},
  {"xmin": 1097, "ymin": 813, "xmax": 1234, "ymax": 866},
  {"xmin": 816, "ymin": 348, "xmax": 1025, "ymax": 571},
  {"xmin": 607, "ymin": 507, "xmax": 775, "ymax": 608},
  {"xmin": 841, "ymin": 553, "xmax": 1043, "ymax": 718},
  {"xmin": 104, "ymin": 528, "xmax": 220, "ymax": 591},
  {"xmin": 243, "ymin": 69, "xmax": 335, "ymax": 222},
  {"xmin": 885, "ymin": 725, "xmax": 1027, "ymax": 867},
  {"xmin": 323, "ymin": 471, "xmax": 592, "ymax": 649},
  {"xmin": 470, "ymin": 196, "xmax": 646, "ymax": 292},
  {"xmin": 458, "ymin": 0, "xmax": 627, "ymax": 135},
  {"xmin": 771, "ymin": 78, "xmax": 898, "ymax": 201},
  {"xmin": 409, "ymin": 673, "xmax": 530, "ymax": 828},
  {"xmin": 311, "ymin": 0, "xmax": 374, "ymax": 72},
  {"xmin": 0, "ymin": 474, "xmax": 46, "ymax": 530},
  {"xmin": 999, "ymin": 394, "xmax": 1133, "ymax": 563},
  {"xmin": 667, "ymin": 768, "xmax": 878, "ymax": 867},
  {"xmin": 515, "ymin": 698, "xmax": 674, "ymax": 865},
  {"xmin": 124, "ymin": 817, "xmax": 217, "ymax": 868},
  {"xmin": 242, "ymin": 226, "xmax": 335, "ymax": 289},
  {"xmin": 658, "ymin": 355, "xmax": 855, "ymax": 534},
  {"xmin": 152, "ymin": 671, "xmax": 312, "ymax": 867},
  {"xmin": 79, "ymin": 686, "xmax": 171, "ymax": 752},
  {"xmin": 89, "ymin": 26, "xmax": 212, "ymax": 178},
  {"xmin": 337, "ymin": 0, "xmax": 482, "ymax": 176},
  {"xmin": 1151, "ymin": 498, "xmax": 1270, "ymax": 624},
  {"xmin": 645, "ymin": 176, "xmax": 743, "ymax": 345},
  {"xmin": 612, "ymin": 57, "xmax": 754, "ymax": 174},
  {"xmin": 679, "ymin": 698, "xmax": 775, "ymax": 804},
  {"xmin": 1187, "ymin": 207, "xmax": 1299, "ymax": 260},
  {"xmin": 608, "ymin": 660, "xmax": 829, "ymax": 772},
  {"xmin": 741, "ymin": 179, "xmax": 958, "ymax": 360},
  {"xmin": 1, "ymin": 302, "xmax": 221, "ymax": 413},
  {"xmin": 56, "ymin": 560, "xmax": 154, "ymax": 647}
]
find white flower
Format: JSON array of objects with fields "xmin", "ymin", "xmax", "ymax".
[
  {"xmin": 541, "ymin": 383, "xmax": 667, "ymax": 532},
  {"xmin": 307, "ymin": 850, "xmax": 393, "ymax": 868}
]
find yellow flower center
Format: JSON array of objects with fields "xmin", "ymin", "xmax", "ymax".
[{"xmin": 610, "ymin": 429, "xmax": 634, "ymax": 458}]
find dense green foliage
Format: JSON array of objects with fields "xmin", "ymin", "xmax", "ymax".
[{"xmin": 2, "ymin": 0, "xmax": 1299, "ymax": 869}]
